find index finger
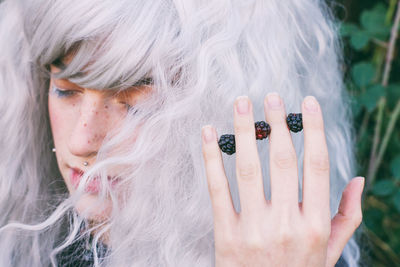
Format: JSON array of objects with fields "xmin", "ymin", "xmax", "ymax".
[{"xmin": 201, "ymin": 125, "xmax": 237, "ymax": 231}]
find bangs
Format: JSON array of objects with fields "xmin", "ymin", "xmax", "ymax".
[{"xmin": 30, "ymin": 0, "xmax": 179, "ymax": 90}]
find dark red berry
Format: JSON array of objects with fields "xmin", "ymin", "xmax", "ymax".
[
  {"xmin": 218, "ymin": 134, "xmax": 236, "ymax": 155},
  {"xmin": 286, "ymin": 113, "xmax": 303, "ymax": 132},
  {"xmin": 255, "ymin": 121, "xmax": 271, "ymax": 140}
]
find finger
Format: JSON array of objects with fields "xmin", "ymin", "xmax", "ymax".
[
  {"xmin": 326, "ymin": 177, "xmax": 364, "ymax": 267},
  {"xmin": 264, "ymin": 93, "xmax": 298, "ymax": 210},
  {"xmin": 201, "ymin": 125, "xmax": 237, "ymax": 230},
  {"xmin": 233, "ymin": 96, "xmax": 266, "ymax": 217},
  {"xmin": 301, "ymin": 96, "xmax": 330, "ymax": 219}
]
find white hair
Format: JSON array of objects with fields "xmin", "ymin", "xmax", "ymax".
[{"xmin": 0, "ymin": 0, "xmax": 360, "ymax": 266}]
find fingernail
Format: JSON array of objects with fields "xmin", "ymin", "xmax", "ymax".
[
  {"xmin": 359, "ymin": 176, "xmax": 365, "ymax": 190},
  {"xmin": 266, "ymin": 92, "xmax": 281, "ymax": 109},
  {"xmin": 202, "ymin": 125, "xmax": 215, "ymax": 143},
  {"xmin": 304, "ymin": 96, "xmax": 318, "ymax": 112},
  {"xmin": 236, "ymin": 96, "xmax": 249, "ymax": 114}
]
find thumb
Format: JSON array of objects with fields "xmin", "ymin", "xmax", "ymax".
[{"xmin": 326, "ymin": 177, "xmax": 364, "ymax": 267}]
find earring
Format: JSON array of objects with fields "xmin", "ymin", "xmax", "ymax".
[
  {"xmin": 83, "ymin": 161, "xmax": 89, "ymax": 166},
  {"xmin": 52, "ymin": 148, "xmax": 56, "ymax": 153}
]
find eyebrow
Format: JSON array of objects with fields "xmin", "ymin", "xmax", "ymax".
[
  {"xmin": 51, "ymin": 58, "xmax": 67, "ymax": 71},
  {"xmin": 50, "ymin": 58, "xmax": 86, "ymax": 77}
]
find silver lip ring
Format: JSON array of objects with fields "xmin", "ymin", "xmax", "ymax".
[{"xmin": 83, "ymin": 161, "xmax": 89, "ymax": 166}]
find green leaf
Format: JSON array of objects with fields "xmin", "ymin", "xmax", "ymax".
[
  {"xmin": 340, "ymin": 23, "xmax": 359, "ymax": 37},
  {"xmin": 350, "ymin": 96, "xmax": 362, "ymax": 116},
  {"xmin": 390, "ymin": 155, "xmax": 400, "ymax": 179},
  {"xmin": 372, "ymin": 179, "xmax": 396, "ymax": 196},
  {"xmin": 358, "ymin": 85, "xmax": 385, "ymax": 111},
  {"xmin": 393, "ymin": 191, "xmax": 400, "ymax": 213},
  {"xmin": 350, "ymin": 31, "xmax": 370, "ymax": 50},
  {"xmin": 386, "ymin": 84, "xmax": 400, "ymax": 110},
  {"xmin": 351, "ymin": 62, "xmax": 376, "ymax": 87},
  {"xmin": 360, "ymin": 4, "xmax": 391, "ymax": 37},
  {"xmin": 363, "ymin": 207, "xmax": 384, "ymax": 231}
]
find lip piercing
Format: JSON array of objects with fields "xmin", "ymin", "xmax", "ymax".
[{"xmin": 52, "ymin": 148, "xmax": 89, "ymax": 166}]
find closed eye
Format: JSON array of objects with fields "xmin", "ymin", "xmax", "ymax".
[
  {"xmin": 134, "ymin": 77, "xmax": 153, "ymax": 87},
  {"xmin": 119, "ymin": 102, "xmax": 138, "ymax": 114},
  {"xmin": 51, "ymin": 85, "xmax": 79, "ymax": 98}
]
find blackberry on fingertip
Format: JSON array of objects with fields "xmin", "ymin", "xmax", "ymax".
[
  {"xmin": 255, "ymin": 121, "xmax": 271, "ymax": 140},
  {"xmin": 218, "ymin": 134, "xmax": 236, "ymax": 155},
  {"xmin": 286, "ymin": 113, "xmax": 303, "ymax": 132}
]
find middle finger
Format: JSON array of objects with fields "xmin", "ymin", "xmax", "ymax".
[
  {"xmin": 264, "ymin": 93, "xmax": 299, "ymax": 211},
  {"xmin": 234, "ymin": 96, "xmax": 267, "ymax": 217}
]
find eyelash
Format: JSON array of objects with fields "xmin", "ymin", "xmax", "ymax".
[
  {"xmin": 134, "ymin": 77, "xmax": 153, "ymax": 86},
  {"xmin": 51, "ymin": 85, "xmax": 77, "ymax": 98}
]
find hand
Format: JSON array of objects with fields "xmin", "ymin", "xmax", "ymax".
[{"xmin": 201, "ymin": 93, "xmax": 364, "ymax": 267}]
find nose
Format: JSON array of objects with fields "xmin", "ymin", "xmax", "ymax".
[{"xmin": 68, "ymin": 93, "xmax": 109, "ymax": 158}]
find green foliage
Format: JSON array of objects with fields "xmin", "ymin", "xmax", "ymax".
[
  {"xmin": 351, "ymin": 62, "xmax": 376, "ymax": 87},
  {"xmin": 339, "ymin": 0, "xmax": 400, "ymax": 265},
  {"xmin": 390, "ymin": 154, "xmax": 400, "ymax": 178},
  {"xmin": 341, "ymin": 4, "xmax": 391, "ymax": 51},
  {"xmin": 372, "ymin": 179, "xmax": 396, "ymax": 196}
]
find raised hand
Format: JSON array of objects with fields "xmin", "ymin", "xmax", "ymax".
[{"xmin": 201, "ymin": 93, "xmax": 364, "ymax": 267}]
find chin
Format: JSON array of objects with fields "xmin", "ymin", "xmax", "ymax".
[{"xmin": 74, "ymin": 193, "xmax": 113, "ymax": 223}]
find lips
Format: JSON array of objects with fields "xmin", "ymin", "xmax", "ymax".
[{"xmin": 70, "ymin": 167, "xmax": 118, "ymax": 194}]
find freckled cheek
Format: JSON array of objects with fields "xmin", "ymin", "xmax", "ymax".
[{"xmin": 48, "ymin": 99, "xmax": 78, "ymax": 143}]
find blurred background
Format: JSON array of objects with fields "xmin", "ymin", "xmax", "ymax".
[{"xmin": 334, "ymin": 0, "xmax": 400, "ymax": 266}]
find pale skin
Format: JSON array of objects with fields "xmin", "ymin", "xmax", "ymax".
[
  {"xmin": 201, "ymin": 94, "xmax": 364, "ymax": 267},
  {"xmin": 49, "ymin": 62, "xmax": 363, "ymax": 265},
  {"xmin": 48, "ymin": 64, "xmax": 150, "ymax": 221}
]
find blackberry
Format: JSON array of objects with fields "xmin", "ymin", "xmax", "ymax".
[
  {"xmin": 255, "ymin": 121, "xmax": 271, "ymax": 140},
  {"xmin": 218, "ymin": 134, "xmax": 236, "ymax": 155},
  {"xmin": 286, "ymin": 113, "xmax": 303, "ymax": 132}
]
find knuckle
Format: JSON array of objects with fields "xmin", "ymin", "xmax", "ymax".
[
  {"xmin": 273, "ymin": 150, "xmax": 297, "ymax": 169},
  {"xmin": 218, "ymin": 232, "xmax": 236, "ymax": 248},
  {"xmin": 305, "ymin": 225, "xmax": 330, "ymax": 248},
  {"xmin": 309, "ymin": 154, "xmax": 330, "ymax": 174},
  {"xmin": 237, "ymin": 163, "xmax": 260, "ymax": 181},
  {"xmin": 216, "ymin": 235, "xmax": 237, "ymax": 257},
  {"xmin": 352, "ymin": 211, "xmax": 363, "ymax": 228},
  {"xmin": 307, "ymin": 119, "xmax": 324, "ymax": 131},
  {"xmin": 274, "ymin": 225, "xmax": 295, "ymax": 246},
  {"xmin": 207, "ymin": 180, "xmax": 225, "ymax": 196},
  {"xmin": 234, "ymin": 123, "xmax": 252, "ymax": 135},
  {"xmin": 242, "ymin": 235, "xmax": 266, "ymax": 252},
  {"xmin": 203, "ymin": 150, "xmax": 218, "ymax": 164},
  {"xmin": 276, "ymin": 231, "xmax": 294, "ymax": 246}
]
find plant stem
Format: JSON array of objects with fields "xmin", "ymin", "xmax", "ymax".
[
  {"xmin": 357, "ymin": 111, "xmax": 370, "ymax": 141},
  {"xmin": 365, "ymin": 226, "xmax": 400, "ymax": 265},
  {"xmin": 375, "ymin": 99, "xmax": 400, "ymax": 171},
  {"xmin": 382, "ymin": 0, "xmax": 400, "ymax": 87},
  {"xmin": 366, "ymin": 98, "xmax": 385, "ymax": 190},
  {"xmin": 366, "ymin": 0, "xmax": 400, "ymax": 188}
]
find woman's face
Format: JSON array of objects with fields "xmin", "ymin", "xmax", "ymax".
[{"xmin": 48, "ymin": 63, "xmax": 150, "ymax": 220}]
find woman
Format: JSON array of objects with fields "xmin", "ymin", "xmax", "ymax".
[{"xmin": 0, "ymin": 0, "xmax": 364, "ymax": 266}]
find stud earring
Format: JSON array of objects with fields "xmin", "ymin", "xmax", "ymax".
[{"xmin": 52, "ymin": 148, "xmax": 56, "ymax": 153}]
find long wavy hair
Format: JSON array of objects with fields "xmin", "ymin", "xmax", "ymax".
[{"xmin": 0, "ymin": 0, "xmax": 360, "ymax": 266}]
